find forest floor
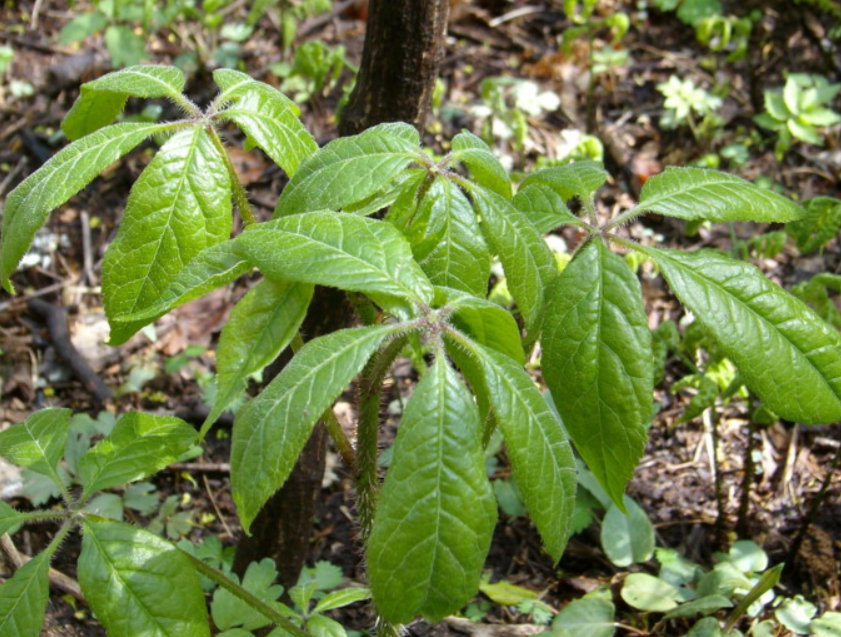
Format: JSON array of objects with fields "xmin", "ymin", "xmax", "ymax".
[{"xmin": 0, "ymin": 0, "xmax": 840, "ymax": 635}]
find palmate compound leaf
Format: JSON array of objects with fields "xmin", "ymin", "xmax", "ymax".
[
  {"xmin": 471, "ymin": 186, "xmax": 558, "ymax": 338},
  {"xmin": 273, "ymin": 122, "xmax": 421, "ymax": 217},
  {"xmin": 542, "ymin": 240, "xmax": 652, "ymax": 505},
  {"xmin": 79, "ymin": 412, "xmax": 198, "ymax": 499},
  {"xmin": 367, "ymin": 355, "xmax": 496, "ymax": 624},
  {"xmin": 204, "ymin": 279, "xmax": 314, "ymax": 435},
  {"xmin": 0, "ymin": 550, "xmax": 51, "ymax": 637},
  {"xmin": 513, "ymin": 182, "xmax": 581, "ymax": 234},
  {"xmin": 103, "ymin": 125, "xmax": 232, "ymax": 345},
  {"xmin": 63, "ymin": 65, "xmax": 186, "ymax": 141},
  {"xmin": 408, "ymin": 177, "xmax": 491, "ymax": 297},
  {"xmin": 213, "ymin": 69, "xmax": 317, "ymax": 177},
  {"xmin": 519, "ymin": 160, "xmax": 608, "ymax": 203},
  {"xmin": 232, "ymin": 324, "xmax": 406, "ymax": 531},
  {"xmin": 643, "ymin": 246, "xmax": 841, "ymax": 423},
  {"xmin": 0, "ymin": 122, "xmax": 173, "ymax": 292},
  {"xmin": 447, "ymin": 335, "xmax": 577, "ymax": 561},
  {"xmin": 79, "ymin": 519, "xmax": 210, "ymax": 637},
  {"xmin": 233, "ymin": 211, "xmax": 435, "ymax": 314},
  {"xmin": 450, "ymin": 130, "xmax": 512, "ymax": 198},
  {"xmin": 108, "ymin": 240, "xmax": 252, "ymax": 343},
  {"xmin": 0, "ymin": 408, "xmax": 71, "ymax": 479},
  {"xmin": 632, "ymin": 167, "xmax": 803, "ymax": 223}
]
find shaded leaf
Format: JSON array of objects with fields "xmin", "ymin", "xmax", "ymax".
[
  {"xmin": 600, "ymin": 496, "xmax": 655, "ymax": 567},
  {"xmin": 552, "ymin": 596, "xmax": 616, "ymax": 637},
  {"xmin": 211, "ymin": 558, "xmax": 284, "ymax": 632},
  {"xmin": 79, "ymin": 519, "xmax": 210, "ymax": 637},
  {"xmin": 621, "ymin": 574, "xmax": 679, "ymax": 612},
  {"xmin": 451, "ymin": 131, "xmax": 511, "ymax": 198}
]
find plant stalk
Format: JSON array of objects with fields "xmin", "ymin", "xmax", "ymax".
[
  {"xmin": 736, "ymin": 418, "xmax": 757, "ymax": 537},
  {"xmin": 207, "ymin": 126, "xmax": 257, "ymax": 226}
]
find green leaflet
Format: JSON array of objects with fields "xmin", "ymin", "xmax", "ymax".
[
  {"xmin": 63, "ymin": 65, "xmax": 186, "ymax": 140},
  {"xmin": 786, "ymin": 196, "xmax": 841, "ymax": 253},
  {"xmin": 542, "ymin": 240, "xmax": 651, "ymax": 505},
  {"xmin": 103, "ymin": 126, "xmax": 232, "ymax": 344},
  {"xmin": 0, "ymin": 502, "xmax": 30, "ymax": 535},
  {"xmin": 520, "ymin": 160, "xmax": 607, "ymax": 203},
  {"xmin": 108, "ymin": 240, "xmax": 251, "ymax": 343},
  {"xmin": 79, "ymin": 519, "xmax": 210, "ymax": 637},
  {"xmin": 274, "ymin": 122, "xmax": 421, "ymax": 217},
  {"xmin": 205, "ymin": 279, "xmax": 314, "ymax": 436},
  {"xmin": 367, "ymin": 356, "xmax": 496, "ymax": 623},
  {"xmin": 234, "ymin": 212, "xmax": 434, "ymax": 312},
  {"xmin": 213, "ymin": 69, "xmax": 317, "ymax": 177},
  {"xmin": 551, "ymin": 596, "xmax": 616, "ymax": 637},
  {"xmin": 410, "ymin": 178, "xmax": 491, "ymax": 297},
  {"xmin": 645, "ymin": 246, "xmax": 841, "ymax": 424},
  {"xmin": 472, "ymin": 186, "xmax": 557, "ymax": 337},
  {"xmin": 0, "ymin": 122, "xmax": 171, "ymax": 292},
  {"xmin": 451, "ymin": 336, "xmax": 576, "ymax": 561},
  {"xmin": 600, "ymin": 496, "xmax": 655, "ymax": 567},
  {"xmin": 633, "ymin": 167, "xmax": 803, "ymax": 222},
  {"xmin": 450, "ymin": 131, "xmax": 512, "ymax": 198},
  {"xmin": 0, "ymin": 550, "xmax": 51, "ymax": 637},
  {"xmin": 232, "ymin": 325, "xmax": 401, "ymax": 531},
  {"xmin": 513, "ymin": 183, "xmax": 581, "ymax": 233},
  {"xmin": 0, "ymin": 408, "xmax": 71, "ymax": 479},
  {"xmin": 79, "ymin": 412, "xmax": 198, "ymax": 499},
  {"xmin": 443, "ymin": 291, "xmax": 525, "ymax": 364}
]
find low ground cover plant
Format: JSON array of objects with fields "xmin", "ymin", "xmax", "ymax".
[{"xmin": 1, "ymin": 64, "xmax": 841, "ymax": 635}]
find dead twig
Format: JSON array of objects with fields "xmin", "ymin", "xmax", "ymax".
[{"xmin": 28, "ymin": 298, "xmax": 113, "ymax": 404}]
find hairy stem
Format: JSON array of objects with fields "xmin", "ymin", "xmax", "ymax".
[
  {"xmin": 356, "ymin": 336, "xmax": 408, "ymax": 539},
  {"xmin": 179, "ymin": 547, "xmax": 309, "ymax": 637},
  {"xmin": 736, "ymin": 418, "xmax": 757, "ymax": 537}
]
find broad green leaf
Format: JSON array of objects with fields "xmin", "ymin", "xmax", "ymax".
[
  {"xmin": 479, "ymin": 581, "xmax": 537, "ymax": 606},
  {"xmin": 0, "ymin": 408, "xmax": 71, "ymax": 478},
  {"xmin": 274, "ymin": 122, "xmax": 420, "ymax": 217},
  {"xmin": 80, "ymin": 412, "xmax": 197, "ymax": 498},
  {"xmin": 775, "ymin": 596, "xmax": 817, "ymax": 634},
  {"xmin": 543, "ymin": 240, "xmax": 651, "ymax": 504},
  {"xmin": 0, "ymin": 502, "xmax": 30, "ymax": 535},
  {"xmin": 103, "ymin": 126, "xmax": 232, "ymax": 343},
  {"xmin": 812, "ymin": 612, "xmax": 841, "ymax": 637},
  {"xmin": 686, "ymin": 617, "xmax": 723, "ymax": 637},
  {"xmin": 214, "ymin": 69, "xmax": 317, "ymax": 176},
  {"xmin": 472, "ymin": 186, "xmax": 557, "ymax": 336},
  {"xmin": 513, "ymin": 183, "xmax": 581, "ymax": 233},
  {"xmin": 307, "ymin": 615, "xmax": 346, "ymax": 637},
  {"xmin": 312, "ymin": 587, "xmax": 371, "ymax": 613},
  {"xmin": 600, "ymin": 496, "xmax": 655, "ymax": 567},
  {"xmin": 520, "ymin": 160, "xmax": 607, "ymax": 203},
  {"xmin": 79, "ymin": 519, "xmax": 210, "ymax": 637},
  {"xmin": 0, "ymin": 550, "xmax": 50, "ymax": 637},
  {"xmin": 63, "ymin": 66, "xmax": 186, "ymax": 140},
  {"xmin": 211, "ymin": 558, "xmax": 284, "ymax": 631},
  {"xmin": 786, "ymin": 196, "xmax": 841, "ymax": 253},
  {"xmin": 621, "ymin": 574, "xmax": 679, "ymax": 612},
  {"xmin": 234, "ymin": 212, "xmax": 434, "ymax": 311},
  {"xmin": 206, "ymin": 279, "xmax": 314, "ymax": 434},
  {"xmin": 633, "ymin": 167, "xmax": 803, "ymax": 223},
  {"xmin": 232, "ymin": 325, "xmax": 402, "ymax": 531},
  {"xmin": 451, "ymin": 337, "xmax": 576, "ymax": 561},
  {"xmin": 108, "ymin": 240, "xmax": 251, "ymax": 343},
  {"xmin": 664, "ymin": 595, "xmax": 732, "ymax": 620},
  {"xmin": 719, "ymin": 540, "xmax": 768, "ymax": 573},
  {"xmin": 551, "ymin": 596, "xmax": 616, "ymax": 637},
  {"xmin": 444, "ymin": 291, "xmax": 524, "ymax": 364},
  {"xmin": 645, "ymin": 247, "xmax": 841, "ymax": 424},
  {"xmin": 410, "ymin": 178, "xmax": 491, "ymax": 296},
  {"xmin": 450, "ymin": 131, "xmax": 512, "ymax": 198},
  {"xmin": 1, "ymin": 122, "xmax": 171, "ymax": 292},
  {"xmin": 367, "ymin": 356, "xmax": 496, "ymax": 623}
]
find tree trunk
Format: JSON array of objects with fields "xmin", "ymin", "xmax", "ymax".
[{"xmin": 232, "ymin": 0, "xmax": 451, "ymax": 590}]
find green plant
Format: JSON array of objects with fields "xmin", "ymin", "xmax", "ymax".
[
  {"xmin": 3, "ymin": 65, "xmax": 841, "ymax": 634},
  {"xmin": 657, "ymin": 75, "xmax": 723, "ymax": 137},
  {"xmin": 786, "ymin": 195, "xmax": 841, "ymax": 254},
  {"xmin": 754, "ymin": 73, "xmax": 841, "ymax": 159},
  {"xmin": 651, "ymin": 0, "xmax": 722, "ymax": 25},
  {"xmin": 270, "ymin": 41, "xmax": 356, "ymax": 105}
]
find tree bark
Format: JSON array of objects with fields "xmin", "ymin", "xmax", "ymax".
[{"xmin": 233, "ymin": 0, "xmax": 451, "ymax": 590}]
